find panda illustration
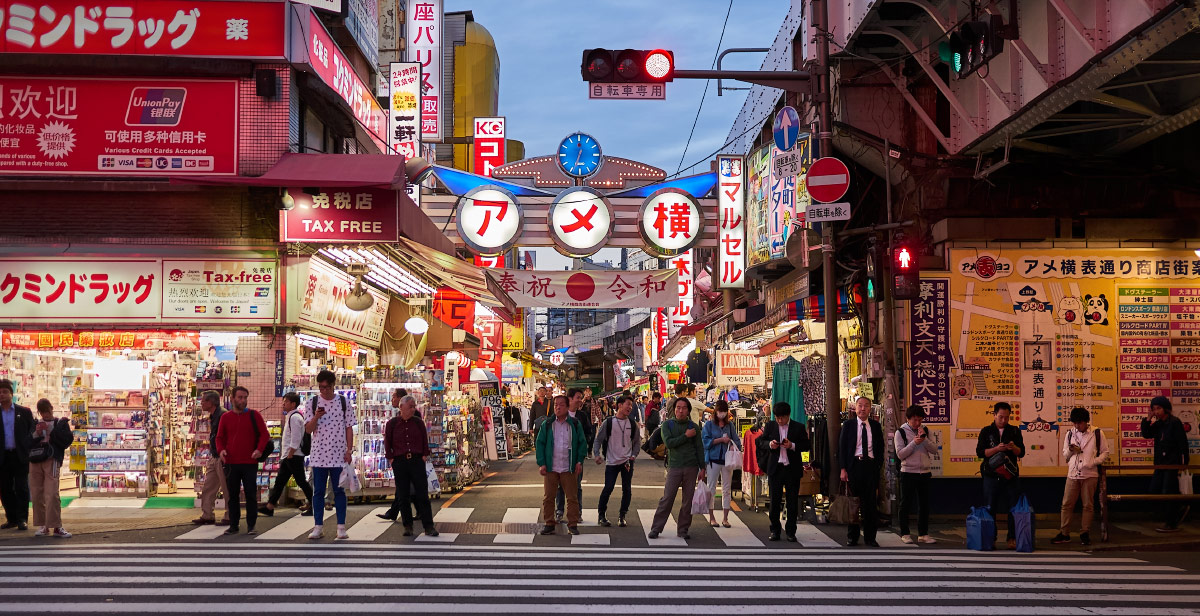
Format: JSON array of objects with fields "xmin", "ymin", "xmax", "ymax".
[{"xmin": 1084, "ymin": 293, "xmax": 1109, "ymax": 326}]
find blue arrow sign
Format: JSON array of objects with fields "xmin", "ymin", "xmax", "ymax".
[{"xmin": 773, "ymin": 106, "xmax": 800, "ymax": 151}]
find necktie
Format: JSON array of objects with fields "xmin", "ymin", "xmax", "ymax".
[{"xmin": 861, "ymin": 422, "xmax": 870, "ymax": 459}]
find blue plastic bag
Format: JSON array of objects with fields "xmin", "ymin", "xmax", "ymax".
[
  {"xmin": 1011, "ymin": 494, "xmax": 1035, "ymax": 553},
  {"xmin": 966, "ymin": 506, "xmax": 995, "ymax": 551}
]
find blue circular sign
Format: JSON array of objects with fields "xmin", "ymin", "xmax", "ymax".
[{"xmin": 773, "ymin": 106, "xmax": 800, "ymax": 151}]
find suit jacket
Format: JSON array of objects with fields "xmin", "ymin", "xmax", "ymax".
[
  {"xmin": 0, "ymin": 404, "xmax": 35, "ymax": 465},
  {"xmin": 754, "ymin": 420, "xmax": 810, "ymax": 476},
  {"xmin": 840, "ymin": 417, "xmax": 885, "ymax": 472}
]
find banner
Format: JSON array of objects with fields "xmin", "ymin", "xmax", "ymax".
[
  {"xmin": 388, "ymin": 62, "xmax": 421, "ymax": 206},
  {"xmin": 162, "ymin": 259, "xmax": 276, "ymax": 323},
  {"xmin": 280, "ymin": 188, "xmax": 399, "ymax": 243},
  {"xmin": 2, "ymin": 330, "xmax": 199, "ymax": 351},
  {"xmin": 485, "ymin": 268, "xmax": 677, "ymax": 309},
  {"xmin": 406, "ymin": 0, "xmax": 443, "ymax": 141},
  {"xmin": 298, "ymin": 258, "xmax": 388, "ymax": 346},
  {"xmin": 714, "ymin": 350, "xmax": 765, "ymax": 386},
  {"xmin": 432, "ymin": 287, "xmax": 474, "ymax": 332},
  {"xmin": 502, "ymin": 308, "xmax": 524, "ymax": 351},
  {"xmin": 0, "ymin": 77, "xmax": 238, "ymax": 176}
]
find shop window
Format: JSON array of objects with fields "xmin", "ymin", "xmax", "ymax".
[{"xmin": 303, "ymin": 107, "xmax": 327, "ymax": 153}]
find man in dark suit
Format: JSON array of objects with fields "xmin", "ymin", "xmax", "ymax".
[
  {"xmin": 840, "ymin": 396, "xmax": 885, "ymax": 547},
  {"xmin": 0, "ymin": 379, "xmax": 35, "ymax": 531},
  {"xmin": 755, "ymin": 402, "xmax": 811, "ymax": 542}
]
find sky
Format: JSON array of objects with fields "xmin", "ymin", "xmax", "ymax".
[{"xmin": 444, "ymin": 0, "xmax": 790, "ymax": 269}]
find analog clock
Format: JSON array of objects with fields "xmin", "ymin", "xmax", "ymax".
[{"xmin": 558, "ymin": 132, "xmax": 603, "ymax": 178}]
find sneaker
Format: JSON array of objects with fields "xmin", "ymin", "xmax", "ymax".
[
  {"xmin": 308, "ymin": 526, "xmax": 323, "ymax": 540},
  {"xmin": 1080, "ymin": 532, "xmax": 1090, "ymax": 546},
  {"xmin": 598, "ymin": 517, "xmax": 611, "ymax": 527},
  {"xmin": 617, "ymin": 516, "xmax": 627, "ymax": 528},
  {"xmin": 900, "ymin": 535, "xmax": 915, "ymax": 544},
  {"xmin": 539, "ymin": 525, "xmax": 555, "ymax": 535},
  {"xmin": 245, "ymin": 529, "xmax": 256, "ymax": 536},
  {"xmin": 52, "ymin": 529, "xmax": 71, "ymax": 538},
  {"xmin": 34, "ymin": 527, "xmax": 48, "ymax": 537},
  {"xmin": 223, "ymin": 527, "xmax": 239, "ymax": 536},
  {"xmin": 335, "ymin": 525, "xmax": 348, "ymax": 540},
  {"xmin": 567, "ymin": 526, "xmax": 580, "ymax": 536},
  {"xmin": 1155, "ymin": 526, "xmax": 1181, "ymax": 533},
  {"xmin": 1051, "ymin": 533, "xmax": 1071, "ymax": 545},
  {"xmin": 554, "ymin": 511, "xmax": 564, "ymax": 524},
  {"xmin": 257, "ymin": 506, "xmax": 274, "ymax": 517},
  {"xmin": 678, "ymin": 532, "xmax": 691, "ymax": 540},
  {"xmin": 918, "ymin": 535, "xmax": 937, "ymax": 544}
]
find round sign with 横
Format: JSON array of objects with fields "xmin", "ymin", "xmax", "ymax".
[
  {"xmin": 456, "ymin": 185, "xmax": 524, "ymax": 255},
  {"xmin": 638, "ymin": 188, "xmax": 704, "ymax": 258},
  {"xmin": 548, "ymin": 187, "xmax": 613, "ymax": 257},
  {"xmin": 550, "ymin": 351, "xmax": 565, "ymax": 366}
]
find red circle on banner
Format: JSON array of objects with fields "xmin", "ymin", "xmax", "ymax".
[
  {"xmin": 566, "ymin": 272, "xmax": 595, "ymax": 301},
  {"xmin": 807, "ymin": 157, "xmax": 851, "ymax": 203}
]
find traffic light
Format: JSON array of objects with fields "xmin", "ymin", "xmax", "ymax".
[
  {"xmin": 938, "ymin": 15, "xmax": 1005, "ymax": 79},
  {"xmin": 581, "ymin": 49, "xmax": 674, "ymax": 83},
  {"xmin": 892, "ymin": 238, "xmax": 920, "ymax": 301}
]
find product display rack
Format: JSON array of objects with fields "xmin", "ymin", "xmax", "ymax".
[
  {"xmin": 190, "ymin": 364, "xmax": 232, "ymax": 491},
  {"xmin": 83, "ymin": 389, "xmax": 150, "ymax": 496},
  {"xmin": 357, "ymin": 374, "xmax": 424, "ymax": 496},
  {"xmin": 256, "ymin": 422, "xmax": 283, "ymax": 502},
  {"xmin": 1, "ymin": 352, "xmax": 86, "ymax": 489},
  {"xmin": 441, "ymin": 390, "xmax": 488, "ymax": 490}
]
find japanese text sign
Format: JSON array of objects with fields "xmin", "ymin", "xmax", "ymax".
[
  {"xmin": 548, "ymin": 187, "xmax": 612, "ymax": 257},
  {"xmin": 162, "ymin": 259, "xmax": 276, "ymax": 324},
  {"xmin": 432, "ymin": 286, "xmax": 474, "ymax": 333},
  {"xmin": 456, "ymin": 185, "xmax": 523, "ymax": 255},
  {"xmin": 502, "ymin": 308, "xmax": 524, "ymax": 351},
  {"xmin": 806, "ymin": 202, "xmax": 851, "ymax": 223},
  {"xmin": 304, "ymin": 10, "xmax": 386, "ymax": 152},
  {"xmin": 328, "ymin": 336, "xmax": 358, "ymax": 358},
  {"xmin": 1, "ymin": 329, "xmax": 199, "ymax": 351},
  {"xmin": 406, "ymin": 0, "xmax": 442, "ymax": 141},
  {"xmin": 473, "ymin": 116, "xmax": 505, "ymax": 177},
  {"xmin": 589, "ymin": 83, "xmax": 664, "ymax": 100},
  {"xmin": 638, "ymin": 189, "xmax": 703, "ymax": 258},
  {"xmin": 669, "ymin": 251, "xmax": 693, "ymax": 334},
  {"xmin": 909, "ymin": 278, "xmax": 950, "ymax": 424},
  {"xmin": 767, "ymin": 146, "xmax": 799, "ymax": 257},
  {"xmin": 959, "ymin": 252, "xmax": 1200, "ymax": 281},
  {"xmin": 714, "ymin": 350, "xmax": 765, "ymax": 386},
  {"xmin": 298, "ymin": 258, "xmax": 388, "ymax": 346},
  {"xmin": 0, "ymin": 76, "xmax": 237, "ymax": 175},
  {"xmin": 388, "ymin": 62, "xmax": 421, "ymax": 208},
  {"xmin": 717, "ymin": 155, "xmax": 746, "ymax": 289},
  {"xmin": 475, "ymin": 313, "xmax": 503, "ymax": 377},
  {"xmin": 484, "ymin": 268, "xmax": 677, "ymax": 310},
  {"xmin": 281, "ymin": 187, "xmax": 399, "ymax": 243},
  {"xmin": 0, "ymin": 1, "xmax": 286, "ymax": 58}
]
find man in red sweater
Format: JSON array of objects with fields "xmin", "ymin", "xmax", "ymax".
[{"xmin": 216, "ymin": 386, "xmax": 269, "ymax": 536}]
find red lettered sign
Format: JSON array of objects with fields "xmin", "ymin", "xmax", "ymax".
[
  {"xmin": 0, "ymin": 1, "xmax": 286, "ymax": 58},
  {"xmin": 0, "ymin": 76, "xmax": 237, "ymax": 175},
  {"xmin": 472, "ymin": 117, "xmax": 505, "ymax": 177},
  {"xmin": 281, "ymin": 188, "xmax": 399, "ymax": 243}
]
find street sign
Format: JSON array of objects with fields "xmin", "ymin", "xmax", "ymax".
[
  {"xmin": 807, "ymin": 202, "xmax": 852, "ymax": 223},
  {"xmin": 550, "ymin": 351, "xmax": 564, "ymax": 366},
  {"xmin": 807, "ymin": 157, "xmax": 850, "ymax": 203},
  {"xmin": 588, "ymin": 83, "xmax": 666, "ymax": 99},
  {"xmin": 772, "ymin": 149, "xmax": 800, "ymax": 178},
  {"xmin": 773, "ymin": 106, "xmax": 800, "ymax": 151}
]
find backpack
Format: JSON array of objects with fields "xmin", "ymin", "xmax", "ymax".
[
  {"xmin": 289, "ymin": 410, "xmax": 311, "ymax": 456},
  {"xmin": 601, "ymin": 416, "xmax": 637, "ymax": 459},
  {"xmin": 248, "ymin": 410, "xmax": 275, "ymax": 462}
]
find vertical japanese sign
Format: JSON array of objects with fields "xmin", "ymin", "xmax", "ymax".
[
  {"xmin": 406, "ymin": 0, "xmax": 443, "ymax": 142},
  {"xmin": 909, "ymin": 279, "xmax": 950, "ymax": 424},
  {"xmin": 304, "ymin": 10, "xmax": 387, "ymax": 152},
  {"xmin": 669, "ymin": 251, "xmax": 693, "ymax": 335},
  {"xmin": 767, "ymin": 146, "xmax": 798, "ymax": 259},
  {"xmin": 476, "ymin": 313, "xmax": 503, "ymax": 382},
  {"xmin": 502, "ymin": 308, "xmax": 525, "ymax": 351},
  {"xmin": 654, "ymin": 308, "xmax": 668, "ymax": 358},
  {"xmin": 389, "ymin": 62, "xmax": 422, "ymax": 206},
  {"xmin": 745, "ymin": 145, "xmax": 771, "ymax": 266},
  {"xmin": 274, "ymin": 349, "xmax": 286, "ymax": 397},
  {"xmin": 473, "ymin": 117, "xmax": 505, "ymax": 177},
  {"xmin": 717, "ymin": 155, "xmax": 746, "ymax": 288},
  {"xmin": 479, "ymin": 381, "xmax": 507, "ymax": 460}
]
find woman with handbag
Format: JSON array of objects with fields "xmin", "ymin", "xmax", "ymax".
[
  {"xmin": 702, "ymin": 400, "xmax": 740, "ymax": 528},
  {"xmin": 29, "ymin": 399, "xmax": 74, "ymax": 538},
  {"xmin": 976, "ymin": 402, "xmax": 1025, "ymax": 549}
]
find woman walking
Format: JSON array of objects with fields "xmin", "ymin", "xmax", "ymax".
[
  {"xmin": 702, "ymin": 400, "xmax": 740, "ymax": 528},
  {"xmin": 29, "ymin": 399, "xmax": 73, "ymax": 538}
]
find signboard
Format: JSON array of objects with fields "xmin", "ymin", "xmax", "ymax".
[
  {"xmin": 298, "ymin": 258, "xmax": 388, "ymax": 346},
  {"xmin": 715, "ymin": 350, "xmax": 766, "ymax": 386},
  {"xmin": 909, "ymin": 279, "xmax": 950, "ymax": 425},
  {"xmin": 476, "ymin": 313, "xmax": 503, "ymax": 377},
  {"xmin": 642, "ymin": 327, "xmax": 656, "ymax": 367},
  {"xmin": 772, "ymin": 105, "xmax": 800, "ymax": 151},
  {"xmin": 745, "ymin": 145, "xmax": 771, "ymax": 267},
  {"xmin": 281, "ymin": 188, "xmax": 399, "ymax": 243},
  {"xmin": 162, "ymin": 259, "xmax": 276, "ymax": 324},
  {"xmin": 480, "ymin": 381, "xmax": 508, "ymax": 460},
  {"xmin": 293, "ymin": 0, "xmax": 342, "ymax": 12},
  {"xmin": 388, "ymin": 62, "xmax": 421, "ymax": 206},
  {"xmin": 274, "ymin": 349, "xmax": 286, "ymax": 397},
  {"xmin": 767, "ymin": 146, "xmax": 798, "ymax": 257},
  {"xmin": 345, "ymin": 0, "xmax": 380, "ymax": 67},
  {"xmin": 406, "ymin": 0, "xmax": 443, "ymax": 141},
  {"xmin": 548, "ymin": 187, "xmax": 612, "ymax": 257},
  {"xmin": 0, "ymin": 77, "xmax": 238, "ymax": 176},
  {"xmin": 717, "ymin": 155, "xmax": 746, "ymax": 289},
  {"xmin": 549, "ymin": 351, "xmax": 564, "ymax": 366},
  {"xmin": 502, "ymin": 308, "xmax": 525, "ymax": 351},
  {"xmin": 638, "ymin": 189, "xmax": 703, "ymax": 258},
  {"xmin": 807, "ymin": 202, "xmax": 852, "ymax": 223},
  {"xmin": 1, "ymin": 330, "xmax": 199, "ymax": 351},
  {"xmin": 588, "ymin": 83, "xmax": 665, "ymax": 100},
  {"xmin": 304, "ymin": 10, "xmax": 387, "ymax": 152},
  {"xmin": 456, "ymin": 186, "xmax": 523, "ymax": 255},
  {"xmin": 807, "ymin": 157, "xmax": 850, "ymax": 203},
  {"xmin": 473, "ymin": 117, "xmax": 505, "ymax": 177},
  {"xmin": 485, "ymin": 268, "xmax": 677, "ymax": 309},
  {"xmin": 432, "ymin": 287, "xmax": 474, "ymax": 332},
  {"xmin": 0, "ymin": 1, "xmax": 287, "ymax": 58},
  {"xmin": 474, "ymin": 255, "xmax": 505, "ymax": 268},
  {"xmin": 669, "ymin": 251, "xmax": 693, "ymax": 334}
]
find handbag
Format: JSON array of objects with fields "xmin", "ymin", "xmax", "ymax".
[
  {"xmin": 797, "ymin": 467, "xmax": 821, "ymax": 496},
  {"xmin": 1011, "ymin": 494, "xmax": 1035, "ymax": 553},
  {"xmin": 828, "ymin": 482, "xmax": 860, "ymax": 525},
  {"xmin": 966, "ymin": 506, "xmax": 995, "ymax": 551},
  {"xmin": 27, "ymin": 441, "xmax": 53, "ymax": 464},
  {"xmin": 723, "ymin": 428, "xmax": 743, "ymax": 470}
]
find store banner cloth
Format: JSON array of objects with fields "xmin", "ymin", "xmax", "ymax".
[{"xmin": 484, "ymin": 268, "xmax": 677, "ymax": 309}]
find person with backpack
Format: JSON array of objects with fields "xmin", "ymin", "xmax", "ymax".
[
  {"xmin": 28, "ymin": 399, "xmax": 74, "ymax": 538},
  {"xmin": 702, "ymin": 399, "xmax": 740, "ymax": 528},
  {"xmin": 593, "ymin": 395, "xmax": 641, "ymax": 528},
  {"xmin": 976, "ymin": 401, "xmax": 1025, "ymax": 549},
  {"xmin": 215, "ymin": 386, "xmax": 270, "ymax": 536},
  {"xmin": 379, "ymin": 395, "xmax": 438, "ymax": 537},
  {"xmin": 1052, "ymin": 407, "xmax": 1109, "ymax": 546},
  {"xmin": 304, "ymin": 370, "xmax": 356, "ymax": 540},
  {"xmin": 647, "ymin": 397, "xmax": 707, "ymax": 540},
  {"xmin": 260, "ymin": 392, "xmax": 313, "ymax": 517},
  {"xmin": 895, "ymin": 404, "xmax": 938, "ymax": 544},
  {"xmin": 192, "ymin": 391, "xmax": 229, "ymax": 526}
]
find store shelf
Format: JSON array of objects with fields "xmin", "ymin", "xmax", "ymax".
[{"xmin": 86, "ymin": 428, "xmax": 147, "ymax": 432}]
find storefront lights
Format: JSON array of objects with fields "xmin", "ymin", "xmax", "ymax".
[{"xmin": 404, "ymin": 316, "xmax": 429, "ymax": 335}]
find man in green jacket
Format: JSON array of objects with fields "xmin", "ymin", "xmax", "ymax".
[
  {"xmin": 536, "ymin": 394, "xmax": 588, "ymax": 536},
  {"xmin": 648, "ymin": 396, "xmax": 707, "ymax": 540}
]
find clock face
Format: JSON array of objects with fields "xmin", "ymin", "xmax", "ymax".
[{"xmin": 558, "ymin": 133, "xmax": 602, "ymax": 178}]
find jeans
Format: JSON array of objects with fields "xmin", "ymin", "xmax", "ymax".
[
  {"xmin": 706, "ymin": 461, "xmax": 733, "ymax": 513},
  {"xmin": 222, "ymin": 463, "xmax": 259, "ymax": 531},
  {"xmin": 266, "ymin": 455, "xmax": 313, "ymax": 507},
  {"xmin": 898, "ymin": 471, "xmax": 931, "ymax": 536},
  {"xmin": 311, "ymin": 466, "xmax": 347, "ymax": 525},
  {"xmin": 983, "ymin": 474, "xmax": 1022, "ymax": 540},
  {"xmin": 388, "ymin": 457, "xmax": 434, "ymax": 527},
  {"xmin": 597, "ymin": 462, "xmax": 633, "ymax": 519},
  {"xmin": 1149, "ymin": 469, "xmax": 1181, "ymax": 528},
  {"xmin": 0, "ymin": 455, "xmax": 29, "ymax": 524},
  {"xmin": 556, "ymin": 467, "xmax": 583, "ymax": 517}
]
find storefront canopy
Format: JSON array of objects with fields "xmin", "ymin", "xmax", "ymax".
[
  {"xmin": 176, "ymin": 153, "xmax": 407, "ymax": 189},
  {"xmin": 390, "ymin": 237, "xmax": 519, "ymax": 323}
]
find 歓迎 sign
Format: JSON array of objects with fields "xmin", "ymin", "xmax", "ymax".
[
  {"xmin": 388, "ymin": 62, "xmax": 422, "ymax": 206},
  {"xmin": 715, "ymin": 350, "xmax": 766, "ymax": 386},
  {"xmin": 303, "ymin": 10, "xmax": 387, "ymax": 152},
  {"xmin": 548, "ymin": 187, "xmax": 612, "ymax": 257},
  {"xmin": 717, "ymin": 155, "xmax": 746, "ymax": 289},
  {"xmin": 281, "ymin": 188, "xmax": 399, "ymax": 243},
  {"xmin": 162, "ymin": 259, "xmax": 276, "ymax": 324},
  {"xmin": 0, "ymin": 77, "xmax": 238, "ymax": 176},
  {"xmin": 806, "ymin": 157, "xmax": 850, "ymax": 203},
  {"xmin": 297, "ymin": 258, "xmax": 388, "ymax": 346},
  {"xmin": 407, "ymin": 0, "xmax": 443, "ymax": 141},
  {"xmin": 668, "ymin": 251, "xmax": 693, "ymax": 334},
  {"xmin": 485, "ymin": 269, "xmax": 677, "ymax": 309},
  {"xmin": 588, "ymin": 83, "xmax": 665, "ymax": 100},
  {"xmin": 1, "ymin": 330, "xmax": 199, "ymax": 352},
  {"xmin": 639, "ymin": 189, "xmax": 703, "ymax": 258},
  {"xmin": 473, "ymin": 117, "xmax": 505, "ymax": 177},
  {"xmin": 456, "ymin": 186, "xmax": 523, "ymax": 255},
  {"xmin": 0, "ymin": 1, "xmax": 287, "ymax": 58},
  {"xmin": 806, "ymin": 202, "xmax": 852, "ymax": 223}
]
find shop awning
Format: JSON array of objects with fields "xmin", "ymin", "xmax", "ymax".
[
  {"xmin": 788, "ymin": 287, "xmax": 862, "ymax": 321},
  {"xmin": 174, "ymin": 153, "xmax": 406, "ymax": 189},
  {"xmin": 390, "ymin": 237, "xmax": 519, "ymax": 321}
]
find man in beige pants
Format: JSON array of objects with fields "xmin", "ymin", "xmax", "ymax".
[{"xmin": 193, "ymin": 392, "xmax": 229, "ymax": 525}]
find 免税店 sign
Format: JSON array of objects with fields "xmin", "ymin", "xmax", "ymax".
[
  {"xmin": 281, "ymin": 188, "xmax": 399, "ymax": 243},
  {"xmin": 714, "ymin": 350, "xmax": 765, "ymax": 386}
]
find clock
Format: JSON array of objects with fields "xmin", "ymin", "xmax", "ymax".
[{"xmin": 557, "ymin": 132, "xmax": 603, "ymax": 178}]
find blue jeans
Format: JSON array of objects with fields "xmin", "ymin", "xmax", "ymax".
[{"xmin": 311, "ymin": 466, "xmax": 347, "ymax": 525}]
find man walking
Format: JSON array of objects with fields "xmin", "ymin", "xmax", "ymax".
[
  {"xmin": 193, "ymin": 392, "xmax": 229, "ymax": 526},
  {"xmin": 1141, "ymin": 396, "xmax": 1190, "ymax": 532},
  {"xmin": 840, "ymin": 396, "xmax": 884, "ymax": 547},
  {"xmin": 556, "ymin": 388, "xmax": 593, "ymax": 522},
  {"xmin": 648, "ymin": 397, "xmax": 707, "ymax": 540},
  {"xmin": 755, "ymin": 402, "xmax": 810, "ymax": 542},
  {"xmin": 380, "ymin": 395, "xmax": 438, "ymax": 537},
  {"xmin": 260, "ymin": 392, "xmax": 313, "ymax": 517},
  {"xmin": 215, "ymin": 386, "xmax": 269, "ymax": 536},
  {"xmin": 977, "ymin": 401, "xmax": 1025, "ymax": 549},
  {"xmin": 537, "ymin": 395, "xmax": 587, "ymax": 536},
  {"xmin": 0, "ymin": 380, "xmax": 33, "ymax": 531},
  {"xmin": 530, "ymin": 387, "xmax": 549, "ymax": 431},
  {"xmin": 593, "ymin": 395, "xmax": 640, "ymax": 528},
  {"xmin": 1052, "ymin": 407, "xmax": 1108, "ymax": 545}
]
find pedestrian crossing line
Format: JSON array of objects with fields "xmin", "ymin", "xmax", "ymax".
[
  {"xmin": 345, "ymin": 507, "xmax": 393, "ymax": 542},
  {"xmin": 495, "ymin": 508, "xmax": 538, "ymax": 544},
  {"xmin": 713, "ymin": 513, "xmax": 764, "ymax": 547},
  {"xmin": 570, "ymin": 534, "xmax": 610, "ymax": 546},
  {"xmin": 413, "ymin": 532, "xmax": 459, "ymax": 543},
  {"xmin": 874, "ymin": 531, "xmax": 918, "ymax": 548},
  {"xmin": 790, "ymin": 521, "xmax": 841, "ymax": 547},
  {"xmin": 256, "ymin": 511, "xmax": 334, "ymax": 541},
  {"xmin": 174, "ymin": 524, "xmax": 228, "ymax": 540},
  {"xmin": 637, "ymin": 509, "xmax": 686, "ymax": 547},
  {"xmin": 433, "ymin": 507, "xmax": 473, "ymax": 524}
]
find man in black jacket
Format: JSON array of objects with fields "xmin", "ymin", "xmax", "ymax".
[
  {"xmin": 0, "ymin": 379, "xmax": 35, "ymax": 530},
  {"xmin": 976, "ymin": 401, "xmax": 1025, "ymax": 548},
  {"xmin": 1142, "ymin": 396, "xmax": 1191, "ymax": 532},
  {"xmin": 755, "ymin": 402, "xmax": 810, "ymax": 542},
  {"xmin": 840, "ymin": 396, "xmax": 885, "ymax": 547}
]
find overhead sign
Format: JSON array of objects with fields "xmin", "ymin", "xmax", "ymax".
[
  {"xmin": 717, "ymin": 155, "xmax": 746, "ymax": 289},
  {"xmin": 773, "ymin": 105, "xmax": 800, "ymax": 151},
  {"xmin": 668, "ymin": 251, "xmax": 693, "ymax": 334},
  {"xmin": 161, "ymin": 259, "xmax": 277, "ymax": 324},
  {"xmin": 0, "ymin": 1, "xmax": 287, "ymax": 58},
  {"xmin": 297, "ymin": 258, "xmax": 388, "ymax": 346},
  {"xmin": 0, "ymin": 77, "xmax": 237, "ymax": 176},
  {"xmin": 281, "ymin": 188, "xmax": 399, "ymax": 243},
  {"xmin": 406, "ymin": 0, "xmax": 443, "ymax": 141},
  {"xmin": 473, "ymin": 117, "xmax": 506, "ymax": 177},
  {"xmin": 807, "ymin": 202, "xmax": 852, "ymax": 223},
  {"xmin": 293, "ymin": 0, "xmax": 343, "ymax": 12},
  {"xmin": 502, "ymin": 309, "xmax": 525, "ymax": 351},
  {"xmin": 389, "ymin": 62, "xmax": 421, "ymax": 207},
  {"xmin": 304, "ymin": 10, "xmax": 387, "ymax": 152},
  {"xmin": 456, "ymin": 186, "xmax": 523, "ymax": 255},
  {"xmin": 474, "ymin": 255, "xmax": 506, "ymax": 268},
  {"xmin": 432, "ymin": 287, "xmax": 474, "ymax": 333},
  {"xmin": 548, "ymin": 187, "xmax": 612, "ymax": 257},
  {"xmin": 1, "ymin": 330, "xmax": 200, "ymax": 352},
  {"xmin": 485, "ymin": 268, "xmax": 677, "ymax": 309},
  {"xmin": 588, "ymin": 83, "xmax": 665, "ymax": 100},
  {"xmin": 549, "ymin": 351, "xmax": 564, "ymax": 366},
  {"xmin": 715, "ymin": 350, "xmax": 766, "ymax": 386},
  {"xmin": 638, "ymin": 189, "xmax": 703, "ymax": 258},
  {"xmin": 807, "ymin": 156, "xmax": 850, "ymax": 203}
]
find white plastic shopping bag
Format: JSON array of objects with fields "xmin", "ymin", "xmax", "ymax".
[
  {"xmin": 691, "ymin": 479, "xmax": 711, "ymax": 515},
  {"xmin": 339, "ymin": 463, "xmax": 361, "ymax": 494},
  {"xmin": 426, "ymin": 460, "xmax": 441, "ymax": 494},
  {"xmin": 725, "ymin": 445, "xmax": 743, "ymax": 470}
]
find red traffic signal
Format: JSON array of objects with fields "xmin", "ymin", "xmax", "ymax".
[
  {"xmin": 893, "ymin": 240, "xmax": 920, "ymax": 300},
  {"xmin": 581, "ymin": 49, "xmax": 674, "ymax": 83}
]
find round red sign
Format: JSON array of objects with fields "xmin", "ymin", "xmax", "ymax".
[{"xmin": 806, "ymin": 157, "xmax": 850, "ymax": 203}]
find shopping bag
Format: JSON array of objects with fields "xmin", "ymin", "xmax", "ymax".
[
  {"xmin": 691, "ymin": 479, "xmax": 712, "ymax": 515},
  {"xmin": 1011, "ymin": 495, "xmax": 1035, "ymax": 553},
  {"xmin": 829, "ymin": 483, "xmax": 860, "ymax": 525},
  {"xmin": 426, "ymin": 461, "xmax": 441, "ymax": 494},
  {"xmin": 724, "ymin": 445, "xmax": 743, "ymax": 470},
  {"xmin": 966, "ymin": 506, "xmax": 995, "ymax": 551},
  {"xmin": 338, "ymin": 463, "xmax": 361, "ymax": 494},
  {"xmin": 1180, "ymin": 470, "xmax": 1194, "ymax": 496},
  {"xmin": 797, "ymin": 467, "xmax": 821, "ymax": 496}
]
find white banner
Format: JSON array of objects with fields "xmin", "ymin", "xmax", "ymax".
[
  {"xmin": 717, "ymin": 155, "xmax": 746, "ymax": 289},
  {"xmin": 714, "ymin": 350, "xmax": 766, "ymax": 386},
  {"xmin": 406, "ymin": 0, "xmax": 443, "ymax": 141},
  {"xmin": 389, "ymin": 62, "xmax": 422, "ymax": 207},
  {"xmin": 485, "ymin": 268, "xmax": 676, "ymax": 309},
  {"xmin": 298, "ymin": 258, "xmax": 389, "ymax": 346}
]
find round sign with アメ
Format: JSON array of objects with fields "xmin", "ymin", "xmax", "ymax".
[
  {"xmin": 456, "ymin": 185, "xmax": 524, "ymax": 255},
  {"xmin": 548, "ymin": 187, "xmax": 613, "ymax": 257},
  {"xmin": 638, "ymin": 188, "xmax": 704, "ymax": 258}
]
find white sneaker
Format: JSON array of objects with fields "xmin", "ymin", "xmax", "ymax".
[
  {"xmin": 52, "ymin": 529, "xmax": 72, "ymax": 538},
  {"xmin": 335, "ymin": 524, "xmax": 348, "ymax": 540},
  {"xmin": 918, "ymin": 535, "xmax": 937, "ymax": 544},
  {"xmin": 900, "ymin": 535, "xmax": 915, "ymax": 544},
  {"xmin": 34, "ymin": 527, "xmax": 48, "ymax": 537},
  {"xmin": 307, "ymin": 526, "xmax": 323, "ymax": 540}
]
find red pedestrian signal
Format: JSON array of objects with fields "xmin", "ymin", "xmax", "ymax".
[
  {"xmin": 581, "ymin": 49, "xmax": 674, "ymax": 83},
  {"xmin": 893, "ymin": 240, "xmax": 920, "ymax": 300}
]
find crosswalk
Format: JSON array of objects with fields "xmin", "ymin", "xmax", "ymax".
[{"xmin": 1, "ymin": 543, "xmax": 1197, "ymax": 614}]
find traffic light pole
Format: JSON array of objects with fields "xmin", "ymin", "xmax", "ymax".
[{"xmin": 673, "ymin": 69, "xmax": 811, "ymax": 92}]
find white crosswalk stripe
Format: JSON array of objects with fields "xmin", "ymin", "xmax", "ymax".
[
  {"xmin": 637, "ymin": 509, "xmax": 687, "ymax": 546},
  {"xmin": 256, "ymin": 511, "xmax": 334, "ymax": 541}
]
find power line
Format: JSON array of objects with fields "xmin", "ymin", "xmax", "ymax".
[{"xmin": 674, "ymin": 0, "xmax": 735, "ymax": 175}]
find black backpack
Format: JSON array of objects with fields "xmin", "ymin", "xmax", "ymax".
[
  {"xmin": 290, "ymin": 410, "xmax": 312, "ymax": 456},
  {"xmin": 248, "ymin": 410, "xmax": 275, "ymax": 462},
  {"xmin": 601, "ymin": 416, "xmax": 637, "ymax": 458}
]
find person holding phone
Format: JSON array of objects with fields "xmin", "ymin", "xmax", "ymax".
[
  {"xmin": 977, "ymin": 402, "xmax": 1025, "ymax": 549},
  {"xmin": 1053, "ymin": 407, "xmax": 1109, "ymax": 545},
  {"xmin": 29, "ymin": 399, "xmax": 73, "ymax": 538},
  {"xmin": 1141, "ymin": 396, "xmax": 1189, "ymax": 533},
  {"xmin": 895, "ymin": 405, "xmax": 938, "ymax": 544},
  {"xmin": 304, "ymin": 370, "xmax": 356, "ymax": 540},
  {"xmin": 755, "ymin": 402, "xmax": 810, "ymax": 542}
]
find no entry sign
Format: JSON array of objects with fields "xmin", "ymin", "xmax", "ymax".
[{"xmin": 807, "ymin": 157, "xmax": 850, "ymax": 203}]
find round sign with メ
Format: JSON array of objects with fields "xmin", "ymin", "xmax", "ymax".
[
  {"xmin": 548, "ymin": 187, "xmax": 613, "ymax": 257},
  {"xmin": 773, "ymin": 105, "xmax": 801, "ymax": 151},
  {"xmin": 456, "ymin": 185, "xmax": 524, "ymax": 255},
  {"xmin": 638, "ymin": 188, "xmax": 704, "ymax": 258},
  {"xmin": 806, "ymin": 156, "xmax": 851, "ymax": 203}
]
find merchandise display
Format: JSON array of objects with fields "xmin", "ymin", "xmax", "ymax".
[{"xmin": 358, "ymin": 373, "xmax": 424, "ymax": 495}]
